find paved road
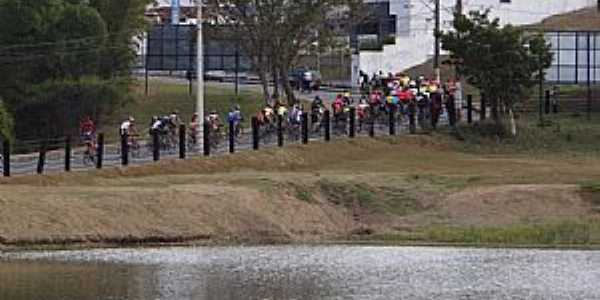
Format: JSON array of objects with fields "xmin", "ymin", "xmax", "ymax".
[
  {"xmin": 0, "ymin": 114, "xmax": 445, "ymax": 177},
  {"xmin": 1, "ymin": 77, "xmax": 472, "ymax": 176}
]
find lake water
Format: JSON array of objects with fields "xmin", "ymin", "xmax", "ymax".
[{"xmin": 1, "ymin": 246, "xmax": 600, "ymax": 299}]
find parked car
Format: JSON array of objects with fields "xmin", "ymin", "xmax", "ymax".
[{"xmin": 289, "ymin": 69, "xmax": 322, "ymax": 91}]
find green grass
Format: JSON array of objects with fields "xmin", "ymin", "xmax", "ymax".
[
  {"xmin": 454, "ymin": 113, "xmax": 600, "ymax": 155},
  {"xmin": 317, "ymin": 179, "xmax": 427, "ymax": 216},
  {"xmin": 371, "ymin": 221, "xmax": 600, "ymax": 246},
  {"xmin": 102, "ymin": 80, "xmax": 264, "ymax": 142}
]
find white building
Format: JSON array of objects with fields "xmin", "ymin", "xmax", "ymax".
[{"xmin": 360, "ymin": 0, "xmax": 597, "ymax": 76}]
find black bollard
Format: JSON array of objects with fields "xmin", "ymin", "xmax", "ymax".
[
  {"xmin": 37, "ymin": 142, "xmax": 46, "ymax": 174},
  {"xmin": 2, "ymin": 139, "xmax": 10, "ymax": 177},
  {"xmin": 448, "ymin": 95, "xmax": 457, "ymax": 128},
  {"xmin": 252, "ymin": 116, "xmax": 259, "ymax": 150},
  {"xmin": 480, "ymin": 93, "xmax": 486, "ymax": 121},
  {"xmin": 545, "ymin": 90, "xmax": 551, "ymax": 115},
  {"xmin": 179, "ymin": 124, "xmax": 186, "ymax": 159},
  {"xmin": 152, "ymin": 130, "xmax": 160, "ymax": 161},
  {"xmin": 121, "ymin": 133, "xmax": 129, "ymax": 166},
  {"xmin": 369, "ymin": 117, "xmax": 375, "ymax": 137},
  {"xmin": 203, "ymin": 121, "xmax": 210, "ymax": 156},
  {"xmin": 324, "ymin": 110, "xmax": 331, "ymax": 142},
  {"xmin": 302, "ymin": 113, "xmax": 309, "ymax": 144},
  {"xmin": 389, "ymin": 106, "xmax": 396, "ymax": 136},
  {"xmin": 229, "ymin": 121, "xmax": 235, "ymax": 154},
  {"xmin": 278, "ymin": 115, "xmax": 284, "ymax": 147},
  {"xmin": 65, "ymin": 136, "xmax": 71, "ymax": 172},
  {"xmin": 409, "ymin": 101, "xmax": 417, "ymax": 134},
  {"xmin": 96, "ymin": 133, "xmax": 104, "ymax": 169},
  {"xmin": 467, "ymin": 94, "xmax": 473, "ymax": 124},
  {"xmin": 349, "ymin": 107, "xmax": 356, "ymax": 138}
]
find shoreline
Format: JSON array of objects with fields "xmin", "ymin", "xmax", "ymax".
[{"xmin": 3, "ymin": 237, "xmax": 600, "ymax": 253}]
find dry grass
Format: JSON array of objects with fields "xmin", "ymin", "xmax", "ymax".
[
  {"xmin": 526, "ymin": 6, "xmax": 600, "ymax": 31},
  {"xmin": 2, "ymin": 135, "xmax": 600, "ymax": 248}
]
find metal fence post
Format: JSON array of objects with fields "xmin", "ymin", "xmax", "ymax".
[
  {"xmin": 277, "ymin": 115, "xmax": 284, "ymax": 147},
  {"xmin": 37, "ymin": 142, "xmax": 46, "ymax": 174},
  {"xmin": 349, "ymin": 107, "xmax": 356, "ymax": 138},
  {"xmin": 467, "ymin": 94, "xmax": 473, "ymax": 124},
  {"xmin": 448, "ymin": 95, "xmax": 457, "ymax": 128},
  {"xmin": 545, "ymin": 90, "xmax": 551, "ymax": 115},
  {"xmin": 203, "ymin": 121, "xmax": 210, "ymax": 156},
  {"xmin": 389, "ymin": 106, "xmax": 396, "ymax": 136},
  {"xmin": 251, "ymin": 116, "xmax": 259, "ymax": 150},
  {"xmin": 2, "ymin": 140, "xmax": 10, "ymax": 177},
  {"xmin": 152, "ymin": 130, "xmax": 160, "ymax": 161},
  {"xmin": 64, "ymin": 136, "xmax": 71, "ymax": 172},
  {"xmin": 302, "ymin": 113, "xmax": 309, "ymax": 144},
  {"xmin": 369, "ymin": 116, "xmax": 375, "ymax": 138},
  {"xmin": 121, "ymin": 133, "xmax": 129, "ymax": 166},
  {"xmin": 96, "ymin": 133, "xmax": 104, "ymax": 169},
  {"xmin": 324, "ymin": 110, "xmax": 331, "ymax": 142},
  {"xmin": 409, "ymin": 101, "xmax": 417, "ymax": 134},
  {"xmin": 179, "ymin": 124, "xmax": 186, "ymax": 159},
  {"xmin": 229, "ymin": 120, "xmax": 235, "ymax": 154}
]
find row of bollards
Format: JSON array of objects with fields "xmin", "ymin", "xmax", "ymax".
[{"xmin": 2, "ymin": 93, "xmax": 508, "ymax": 178}]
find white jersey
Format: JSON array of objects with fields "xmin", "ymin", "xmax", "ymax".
[{"xmin": 120, "ymin": 121, "xmax": 132, "ymax": 135}]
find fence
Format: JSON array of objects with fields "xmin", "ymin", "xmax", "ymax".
[{"xmin": 0, "ymin": 95, "xmax": 491, "ymax": 177}]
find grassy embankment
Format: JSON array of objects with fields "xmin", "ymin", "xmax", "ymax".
[
  {"xmin": 1, "ymin": 110, "xmax": 600, "ymax": 250},
  {"xmin": 100, "ymin": 79, "xmax": 265, "ymax": 142}
]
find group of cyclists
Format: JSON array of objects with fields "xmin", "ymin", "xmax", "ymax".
[
  {"xmin": 250, "ymin": 72, "xmax": 461, "ymax": 138},
  {"xmin": 74, "ymin": 72, "xmax": 460, "ymax": 162},
  {"xmin": 76, "ymin": 104, "xmax": 246, "ymax": 162}
]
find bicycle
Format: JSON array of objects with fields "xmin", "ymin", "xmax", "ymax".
[{"xmin": 81, "ymin": 137, "xmax": 96, "ymax": 166}]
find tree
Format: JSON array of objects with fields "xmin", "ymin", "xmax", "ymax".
[
  {"xmin": 0, "ymin": 100, "xmax": 13, "ymax": 141},
  {"xmin": 0, "ymin": 0, "xmax": 149, "ymax": 140},
  {"xmin": 441, "ymin": 10, "xmax": 552, "ymax": 135},
  {"xmin": 89, "ymin": 0, "xmax": 152, "ymax": 77},
  {"xmin": 215, "ymin": 0, "xmax": 365, "ymax": 104}
]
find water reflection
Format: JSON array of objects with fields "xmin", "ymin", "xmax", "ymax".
[{"xmin": 2, "ymin": 246, "xmax": 600, "ymax": 300}]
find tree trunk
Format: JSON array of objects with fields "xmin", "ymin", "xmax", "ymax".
[
  {"xmin": 258, "ymin": 70, "xmax": 270, "ymax": 105},
  {"xmin": 491, "ymin": 97, "xmax": 499, "ymax": 123},
  {"xmin": 509, "ymin": 108, "xmax": 517, "ymax": 136},
  {"xmin": 280, "ymin": 65, "xmax": 296, "ymax": 104},
  {"xmin": 272, "ymin": 67, "xmax": 280, "ymax": 100}
]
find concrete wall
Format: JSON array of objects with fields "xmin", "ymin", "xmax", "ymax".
[{"xmin": 360, "ymin": 0, "xmax": 596, "ymax": 76}]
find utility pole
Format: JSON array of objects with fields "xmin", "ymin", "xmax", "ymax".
[
  {"xmin": 196, "ymin": 0, "xmax": 204, "ymax": 146},
  {"xmin": 434, "ymin": 0, "xmax": 441, "ymax": 82}
]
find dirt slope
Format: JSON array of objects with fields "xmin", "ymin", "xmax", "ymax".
[{"xmin": 1, "ymin": 136, "xmax": 600, "ymax": 249}]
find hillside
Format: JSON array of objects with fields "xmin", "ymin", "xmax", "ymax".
[{"xmin": 526, "ymin": 6, "xmax": 600, "ymax": 31}]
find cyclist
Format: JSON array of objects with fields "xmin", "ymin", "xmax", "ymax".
[
  {"xmin": 228, "ymin": 105, "xmax": 244, "ymax": 137},
  {"xmin": 263, "ymin": 104, "xmax": 275, "ymax": 124},
  {"xmin": 189, "ymin": 113, "xmax": 200, "ymax": 145},
  {"xmin": 311, "ymin": 96, "xmax": 325, "ymax": 124},
  {"xmin": 80, "ymin": 116, "xmax": 96, "ymax": 161},
  {"xmin": 120, "ymin": 116, "xmax": 139, "ymax": 150},
  {"xmin": 80, "ymin": 116, "xmax": 96, "ymax": 143},
  {"xmin": 332, "ymin": 94, "xmax": 344, "ymax": 114},
  {"xmin": 120, "ymin": 116, "xmax": 135, "ymax": 137},
  {"xmin": 206, "ymin": 110, "xmax": 221, "ymax": 130}
]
